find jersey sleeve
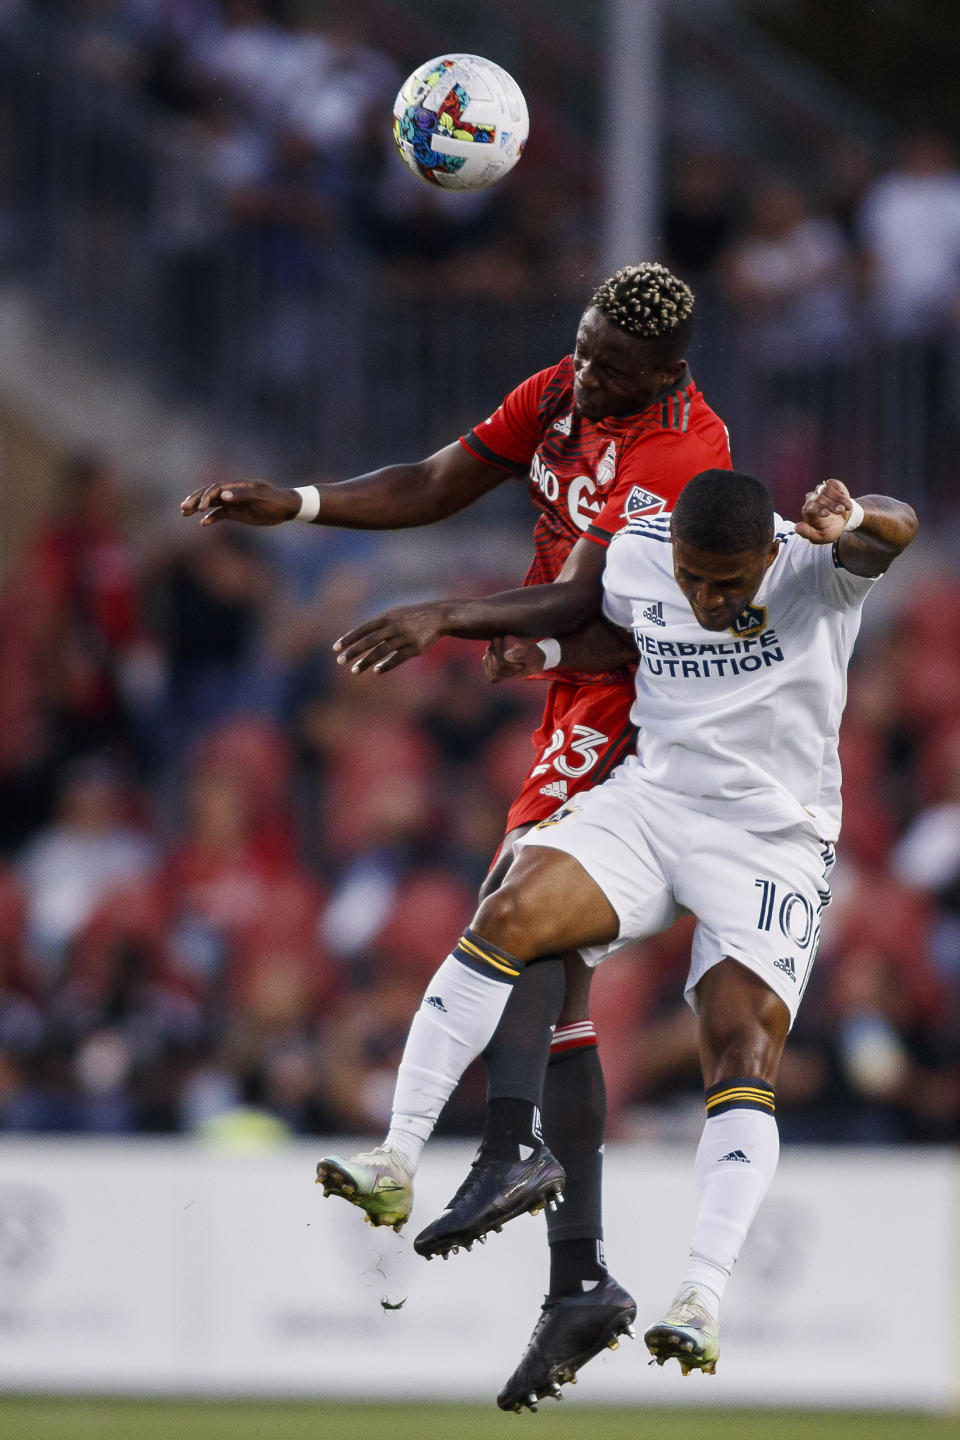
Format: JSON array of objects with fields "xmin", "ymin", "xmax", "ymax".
[
  {"xmin": 785, "ymin": 523, "xmax": 882, "ymax": 611},
  {"xmin": 599, "ymin": 531, "xmax": 636, "ymax": 631},
  {"xmin": 585, "ymin": 428, "xmax": 731, "ymax": 549},
  {"xmin": 823, "ymin": 542, "xmax": 883, "ymax": 608},
  {"xmin": 459, "ymin": 364, "xmax": 558, "ymax": 474}
]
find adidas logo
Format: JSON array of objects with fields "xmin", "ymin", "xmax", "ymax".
[
  {"xmin": 553, "ymin": 411, "xmax": 572, "ymax": 435},
  {"xmin": 642, "ymin": 600, "xmax": 665, "ymax": 626},
  {"xmin": 425, "ymin": 995, "xmax": 447, "ymax": 1012},
  {"xmin": 719, "ymin": 1149, "xmax": 750, "ymax": 1163},
  {"xmin": 774, "ymin": 956, "xmax": 797, "ymax": 980},
  {"xmin": 539, "ymin": 778, "xmax": 569, "ymax": 800}
]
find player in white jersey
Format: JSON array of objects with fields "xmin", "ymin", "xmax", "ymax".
[{"xmin": 333, "ymin": 469, "xmax": 917, "ymax": 1382}]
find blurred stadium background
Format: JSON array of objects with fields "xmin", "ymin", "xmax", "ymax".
[{"xmin": 0, "ymin": 0, "xmax": 959, "ymax": 1433}]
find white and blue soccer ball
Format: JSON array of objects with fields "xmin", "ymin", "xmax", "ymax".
[{"xmin": 392, "ymin": 53, "xmax": 529, "ymax": 192}]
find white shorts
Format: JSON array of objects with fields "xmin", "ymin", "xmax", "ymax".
[{"xmin": 517, "ymin": 763, "xmax": 835, "ymax": 1026}]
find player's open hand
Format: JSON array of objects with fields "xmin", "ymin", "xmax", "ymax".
[
  {"xmin": 795, "ymin": 477, "xmax": 854, "ymax": 543},
  {"xmin": 483, "ymin": 636, "xmax": 546, "ymax": 684},
  {"xmin": 334, "ymin": 602, "xmax": 452, "ymax": 675},
  {"xmin": 180, "ymin": 479, "xmax": 301, "ymax": 527}
]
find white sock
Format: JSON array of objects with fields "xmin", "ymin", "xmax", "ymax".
[
  {"xmin": 385, "ymin": 937, "xmax": 521, "ymax": 1172},
  {"xmin": 680, "ymin": 1103, "xmax": 780, "ymax": 1317}
]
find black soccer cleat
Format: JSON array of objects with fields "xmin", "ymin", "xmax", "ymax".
[
  {"xmin": 497, "ymin": 1274, "xmax": 638, "ymax": 1412},
  {"xmin": 413, "ymin": 1145, "xmax": 565, "ymax": 1259}
]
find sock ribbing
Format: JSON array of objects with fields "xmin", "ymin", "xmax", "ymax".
[
  {"xmin": 704, "ymin": 1075, "xmax": 775, "ymax": 1117},
  {"xmin": 550, "ymin": 1020, "xmax": 598, "ymax": 1056},
  {"xmin": 454, "ymin": 927, "xmax": 525, "ymax": 982}
]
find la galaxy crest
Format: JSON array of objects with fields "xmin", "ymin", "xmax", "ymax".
[
  {"xmin": 536, "ymin": 801, "xmax": 581, "ymax": 829},
  {"xmin": 729, "ymin": 604, "xmax": 767, "ymax": 638}
]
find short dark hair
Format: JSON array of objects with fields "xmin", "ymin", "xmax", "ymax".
[
  {"xmin": 671, "ymin": 470, "xmax": 775, "ymax": 553},
  {"xmin": 589, "ymin": 262, "xmax": 694, "ymax": 364}
]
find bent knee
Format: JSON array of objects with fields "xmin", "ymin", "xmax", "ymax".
[{"xmin": 473, "ymin": 883, "xmax": 545, "ymax": 960}]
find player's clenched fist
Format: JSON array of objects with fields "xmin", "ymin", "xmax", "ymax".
[
  {"xmin": 180, "ymin": 479, "xmax": 301, "ymax": 527},
  {"xmin": 483, "ymin": 637, "xmax": 547, "ymax": 684},
  {"xmin": 795, "ymin": 477, "xmax": 857, "ymax": 543}
]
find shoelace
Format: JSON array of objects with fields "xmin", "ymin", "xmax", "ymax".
[
  {"xmin": 443, "ymin": 1158, "xmax": 488, "ymax": 1207},
  {"xmin": 518, "ymin": 1300, "xmax": 557, "ymax": 1355}
]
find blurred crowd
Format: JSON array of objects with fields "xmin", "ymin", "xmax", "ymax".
[
  {"xmin": 3, "ymin": 0, "xmax": 956, "ymax": 500},
  {"xmin": 28, "ymin": 5, "xmax": 960, "ymax": 336},
  {"xmin": 21, "ymin": 0, "xmax": 594, "ymax": 320},
  {"xmin": 667, "ymin": 128, "xmax": 960, "ymax": 353},
  {"xmin": 6, "ymin": 4, "xmax": 960, "ymax": 391},
  {"xmin": 0, "ymin": 449, "xmax": 546, "ymax": 1140},
  {"xmin": 0, "ymin": 447, "xmax": 958, "ymax": 1148},
  {"xmin": 0, "ymin": 1, "xmax": 957, "ymax": 1148}
]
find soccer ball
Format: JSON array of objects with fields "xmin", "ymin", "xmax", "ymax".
[{"xmin": 392, "ymin": 53, "xmax": 528, "ymax": 191}]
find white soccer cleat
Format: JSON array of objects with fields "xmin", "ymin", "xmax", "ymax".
[
  {"xmin": 315, "ymin": 1145, "xmax": 414, "ymax": 1231},
  {"xmin": 643, "ymin": 1287, "xmax": 719, "ymax": 1375}
]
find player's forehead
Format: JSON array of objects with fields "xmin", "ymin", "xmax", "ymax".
[
  {"xmin": 575, "ymin": 306, "xmax": 652, "ymax": 365},
  {"xmin": 672, "ymin": 537, "xmax": 765, "ymax": 581}
]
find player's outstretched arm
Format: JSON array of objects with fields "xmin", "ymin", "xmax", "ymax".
[
  {"xmin": 179, "ymin": 444, "xmax": 506, "ymax": 530},
  {"xmin": 333, "ymin": 536, "xmax": 608, "ymax": 674},
  {"xmin": 333, "ymin": 576, "xmax": 603, "ymax": 675},
  {"xmin": 794, "ymin": 477, "xmax": 919, "ymax": 575}
]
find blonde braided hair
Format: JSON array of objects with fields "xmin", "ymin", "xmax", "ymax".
[{"xmin": 590, "ymin": 262, "xmax": 694, "ymax": 351}]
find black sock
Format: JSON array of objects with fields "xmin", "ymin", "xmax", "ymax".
[
  {"xmin": 549, "ymin": 1237, "xmax": 608, "ymax": 1297},
  {"xmin": 481, "ymin": 956, "xmax": 565, "ymax": 1103},
  {"xmin": 479, "ymin": 1097, "xmax": 542, "ymax": 1161},
  {"xmin": 541, "ymin": 1041, "xmax": 607, "ymax": 1294}
]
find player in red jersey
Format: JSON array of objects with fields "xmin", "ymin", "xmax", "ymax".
[{"xmin": 181, "ymin": 262, "xmax": 732, "ymax": 1405}]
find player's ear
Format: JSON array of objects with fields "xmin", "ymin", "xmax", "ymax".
[{"xmin": 762, "ymin": 539, "xmax": 780, "ymax": 570}]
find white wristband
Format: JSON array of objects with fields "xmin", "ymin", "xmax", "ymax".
[
  {"xmin": 844, "ymin": 498, "xmax": 865, "ymax": 531},
  {"xmin": 294, "ymin": 485, "xmax": 321, "ymax": 523},
  {"xmin": 537, "ymin": 638, "xmax": 562, "ymax": 671}
]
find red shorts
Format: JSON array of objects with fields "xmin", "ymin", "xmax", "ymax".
[{"xmin": 503, "ymin": 678, "xmax": 637, "ymax": 834}]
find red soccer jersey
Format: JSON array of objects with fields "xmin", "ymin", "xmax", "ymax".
[{"xmin": 460, "ymin": 355, "xmax": 732, "ymax": 680}]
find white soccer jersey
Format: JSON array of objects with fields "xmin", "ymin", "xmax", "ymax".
[{"xmin": 601, "ymin": 514, "xmax": 880, "ymax": 840}]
